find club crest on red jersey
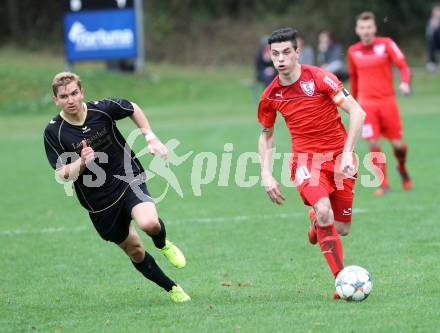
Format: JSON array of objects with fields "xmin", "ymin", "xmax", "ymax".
[{"xmin": 300, "ymin": 79, "xmax": 315, "ymax": 96}]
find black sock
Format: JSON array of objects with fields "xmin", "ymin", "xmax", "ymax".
[
  {"xmin": 149, "ymin": 218, "xmax": 166, "ymax": 249},
  {"xmin": 132, "ymin": 251, "xmax": 175, "ymax": 291}
]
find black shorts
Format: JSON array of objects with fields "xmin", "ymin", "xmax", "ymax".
[{"xmin": 89, "ymin": 183, "xmax": 153, "ymax": 244}]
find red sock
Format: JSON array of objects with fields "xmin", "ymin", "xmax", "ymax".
[
  {"xmin": 316, "ymin": 224, "xmax": 344, "ymax": 278},
  {"xmin": 393, "ymin": 144, "xmax": 407, "ymax": 168},
  {"xmin": 393, "ymin": 145, "xmax": 410, "ymax": 181},
  {"xmin": 370, "ymin": 147, "xmax": 389, "ymax": 188}
]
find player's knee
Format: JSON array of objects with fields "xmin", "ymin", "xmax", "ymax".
[
  {"xmin": 314, "ymin": 202, "xmax": 333, "ymax": 226},
  {"xmin": 336, "ymin": 223, "xmax": 351, "ymax": 236},
  {"xmin": 391, "ymin": 140, "xmax": 405, "ymax": 149},
  {"xmin": 126, "ymin": 243, "xmax": 145, "ymax": 262},
  {"xmin": 138, "ymin": 216, "xmax": 160, "ymax": 234},
  {"xmin": 339, "ymin": 230, "xmax": 350, "ymax": 236}
]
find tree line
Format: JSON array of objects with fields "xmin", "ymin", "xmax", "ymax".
[{"xmin": 0, "ymin": 0, "xmax": 434, "ymax": 64}]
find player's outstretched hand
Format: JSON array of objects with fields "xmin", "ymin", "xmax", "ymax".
[
  {"xmin": 262, "ymin": 175, "xmax": 285, "ymax": 205},
  {"xmin": 81, "ymin": 140, "xmax": 95, "ymax": 165},
  {"xmin": 340, "ymin": 151, "xmax": 357, "ymax": 179},
  {"xmin": 399, "ymin": 82, "xmax": 411, "ymax": 96},
  {"xmin": 148, "ymin": 138, "xmax": 168, "ymax": 160}
]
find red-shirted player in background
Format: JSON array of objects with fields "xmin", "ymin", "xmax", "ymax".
[
  {"xmin": 257, "ymin": 28, "xmax": 365, "ymax": 298},
  {"xmin": 348, "ymin": 11, "xmax": 412, "ymax": 196}
]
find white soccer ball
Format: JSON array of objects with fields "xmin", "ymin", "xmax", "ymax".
[{"xmin": 335, "ymin": 265, "xmax": 373, "ymax": 301}]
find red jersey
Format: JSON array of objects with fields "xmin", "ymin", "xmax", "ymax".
[
  {"xmin": 258, "ymin": 65, "xmax": 347, "ymax": 160},
  {"xmin": 348, "ymin": 37, "xmax": 410, "ymax": 102}
]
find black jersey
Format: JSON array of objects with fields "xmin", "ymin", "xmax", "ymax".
[{"xmin": 44, "ymin": 98, "xmax": 146, "ymax": 213}]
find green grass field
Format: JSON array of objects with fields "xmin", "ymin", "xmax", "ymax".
[{"xmin": 1, "ymin": 48, "xmax": 440, "ymax": 332}]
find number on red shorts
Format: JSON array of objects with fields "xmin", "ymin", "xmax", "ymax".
[{"xmin": 295, "ymin": 166, "xmax": 311, "ymax": 185}]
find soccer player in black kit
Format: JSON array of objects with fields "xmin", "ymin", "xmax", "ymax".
[{"xmin": 44, "ymin": 72, "xmax": 190, "ymax": 302}]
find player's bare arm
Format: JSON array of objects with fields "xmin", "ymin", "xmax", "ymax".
[
  {"xmin": 335, "ymin": 92, "xmax": 366, "ymax": 177},
  {"xmin": 56, "ymin": 140, "xmax": 95, "ymax": 182},
  {"xmin": 395, "ymin": 59, "xmax": 411, "ymax": 96},
  {"xmin": 258, "ymin": 127, "xmax": 285, "ymax": 205},
  {"xmin": 387, "ymin": 40, "xmax": 411, "ymax": 96},
  {"xmin": 130, "ymin": 102, "xmax": 168, "ymax": 159}
]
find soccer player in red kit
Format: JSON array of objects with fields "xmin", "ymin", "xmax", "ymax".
[
  {"xmin": 348, "ymin": 11, "xmax": 412, "ymax": 196},
  {"xmin": 257, "ymin": 28, "xmax": 365, "ymax": 298}
]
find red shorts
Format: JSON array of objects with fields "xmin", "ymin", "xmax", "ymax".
[
  {"xmin": 360, "ymin": 99, "xmax": 403, "ymax": 140},
  {"xmin": 292, "ymin": 161, "xmax": 356, "ymax": 223}
]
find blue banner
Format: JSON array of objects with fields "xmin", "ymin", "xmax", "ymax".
[{"xmin": 64, "ymin": 9, "xmax": 137, "ymax": 61}]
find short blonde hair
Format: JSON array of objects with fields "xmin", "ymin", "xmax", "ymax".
[
  {"xmin": 52, "ymin": 72, "xmax": 82, "ymax": 96},
  {"xmin": 357, "ymin": 11, "xmax": 376, "ymax": 22}
]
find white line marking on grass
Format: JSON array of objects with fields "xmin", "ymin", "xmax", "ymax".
[
  {"xmin": 175, "ymin": 212, "xmax": 303, "ymax": 224},
  {"xmin": 3, "ymin": 203, "xmax": 439, "ymax": 237},
  {"xmin": 0, "ymin": 225, "xmax": 88, "ymax": 236},
  {"xmin": 0, "ymin": 209, "xmax": 368, "ymax": 236}
]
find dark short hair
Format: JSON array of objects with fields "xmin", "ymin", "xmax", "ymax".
[
  {"xmin": 356, "ymin": 11, "xmax": 375, "ymax": 22},
  {"xmin": 268, "ymin": 27, "xmax": 298, "ymax": 49}
]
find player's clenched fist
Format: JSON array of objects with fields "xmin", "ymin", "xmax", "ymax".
[
  {"xmin": 81, "ymin": 140, "xmax": 95, "ymax": 165},
  {"xmin": 148, "ymin": 138, "xmax": 168, "ymax": 160},
  {"xmin": 340, "ymin": 151, "xmax": 357, "ymax": 179}
]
